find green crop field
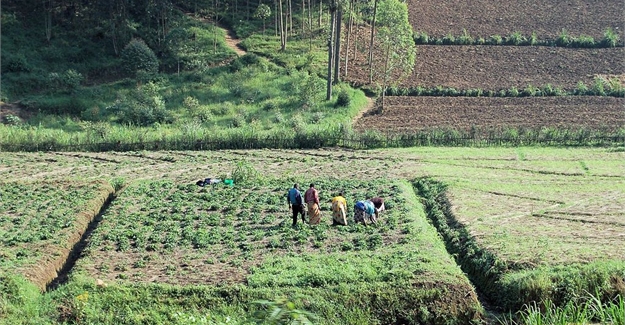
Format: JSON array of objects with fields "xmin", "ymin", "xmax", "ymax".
[
  {"xmin": 63, "ymin": 179, "xmax": 481, "ymax": 324},
  {"xmin": 0, "ymin": 147, "xmax": 623, "ymax": 324},
  {"xmin": 0, "ymin": 180, "xmax": 113, "ymax": 289}
]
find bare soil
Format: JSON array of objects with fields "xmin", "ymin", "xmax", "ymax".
[
  {"xmin": 406, "ymin": 0, "xmax": 625, "ymax": 40},
  {"xmin": 344, "ymin": 43, "xmax": 625, "ymax": 90},
  {"xmin": 411, "ymin": 46, "xmax": 624, "ymax": 90},
  {"xmin": 355, "ymin": 96, "xmax": 625, "ymax": 133}
]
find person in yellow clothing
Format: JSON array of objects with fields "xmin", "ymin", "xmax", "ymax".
[{"xmin": 331, "ymin": 192, "xmax": 348, "ymax": 226}]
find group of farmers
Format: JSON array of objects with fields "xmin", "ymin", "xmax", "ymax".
[{"xmin": 287, "ymin": 183, "xmax": 385, "ymax": 227}]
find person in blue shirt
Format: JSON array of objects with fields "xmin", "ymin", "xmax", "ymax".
[
  {"xmin": 287, "ymin": 183, "xmax": 306, "ymax": 226},
  {"xmin": 354, "ymin": 200, "xmax": 377, "ymax": 225}
]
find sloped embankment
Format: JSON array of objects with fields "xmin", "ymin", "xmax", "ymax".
[
  {"xmin": 412, "ymin": 177, "xmax": 625, "ymax": 312},
  {"xmin": 0, "ymin": 180, "xmax": 114, "ymax": 291}
]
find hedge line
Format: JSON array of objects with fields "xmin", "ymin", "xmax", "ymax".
[{"xmin": 413, "ymin": 29, "xmax": 623, "ymax": 48}]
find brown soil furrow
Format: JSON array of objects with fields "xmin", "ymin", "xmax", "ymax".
[
  {"xmin": 406, "ymin": 0, "xmax": 624, "ymax": 40},
  {"xmin": 355, "ymin": 96, "xmax": 625, "ymax": 133}
]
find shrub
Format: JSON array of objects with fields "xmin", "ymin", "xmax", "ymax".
[
  {"xmin": 507, "ymin": 31, "xmax": 526, "ymax": 45},
  {"xmin": 556, "ymin": 29, "xmax": 572, "ymax": 47},
  {"xmin": 414, "ymin": 31, "xmax": 429, "ymax": 44},
  {"xmin": 192, "ymin": 106, "xmax": 213, "ymax": 123},
  {"xmin": 523, "ymin": 84, "xmax": 540, "ymax": 97},
  {"xmin": 47, "ymin": 69, "xmax": 84, "ymax": 92},
  {"xmin": 607, "ymin": 77, "xmax": 625, "ymax": 97},
  {"xmin": 592, "ymin": 77, "xmax": 607, "ymax": 96},
  {"xmin": 575, "ymin": 81, "xmax": 589, "ymax": 95},
  {"xmin": 232, "ymin": 114, "xmax": 246, "ymax": 128},
  {"xmin": 263, "ymin": 100, "xmax": 279, "ymax": 111},
  {"xmin": 602, "ymin": 28, "xmax": 620, "ymax": 47},
  {"xmin": 310, "ymin": 112, "xmax": 324, "ymax": 124},
  {"xmin": 2, "ymin": 56, "xmax": 31, "ymax": 73},
  {"xmin": 290, "ymin": 114, "xmax": 306, "ymax": 132},
  {"xmin": 490, "ymin": 35, "xmax": 503, "ymax": 45},
  {"xmin": 2, "ymin": 114, "xmax": 21, "ymax": 125},
  {"xmin": 335, "ymin": 90, "xmax": 351, "ymax": 107},
  {"xmin": 529, "ymin": 32, "xmax": 538, "ymax": 46},
  {"xmin": 120, "ymin": 38, "xmax": 159, "ymax": 77},
  {"xmin": 442, "ymin": 33, "xmax": 456, "ymax": 45},
  {"xmin": 183, "ymin": 96, "xmax": 200, "ymax": 111},
  {"xmin": 458, "ymin": 29, "xmax": 474, "ymax": 45},
  {"xmin": 273, "ymin": 111, "xmax": 285, "ymax": 124},
  {"xmin": 577, "ymin": 35, "xmax": 595, "ymax": 48},
  {"xmin": 107, "ymin": 83, "xmax": 169, "ymax": 126}
]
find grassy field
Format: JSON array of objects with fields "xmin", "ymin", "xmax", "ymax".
[{"xmin": 0, "ymin": 147, "xmax": 623, "ymax": 324}]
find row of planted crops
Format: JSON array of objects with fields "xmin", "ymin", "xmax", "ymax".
[
  {"xmin": 0, "ymin": 177, "xmax": 482, "ymax": 324},
  {"xmin": 2, "ymin": 169, "xmax": 624, "ymax": 324}
]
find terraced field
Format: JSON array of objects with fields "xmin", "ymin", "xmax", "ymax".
[
  {"xmin": 1, "ymin": 148, "xmax": 624, "ymax": 323},
  {"xmin": 345, "ymin": 0, "xmax": 624, "ymax": 135}
]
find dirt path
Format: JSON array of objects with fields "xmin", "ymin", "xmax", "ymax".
[
  {"xmin": 352, "ymin": 96, "xmax": 376, "ymax": 125},
  {"xmin": 221, "ymin": 24, "xmax": 246, "ymax": 57},
  {"xmin": 183, "ymin": 11, "xmax": 246, "ymax": 57}
]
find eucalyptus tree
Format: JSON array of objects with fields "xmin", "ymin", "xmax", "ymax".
[
  {"xmin": 367, "ymin": 0, "xmax": 379, "ymax": 83},
  {"xmin": 373, "ymin": 0, "xmax": 416, "ymax": 110}
]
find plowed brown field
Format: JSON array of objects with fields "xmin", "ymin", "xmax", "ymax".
[
  {"xmin": 346, "ymin": 45, "xmax": 624, "ymax": 90},
  {"xmin": 406, "ymin": 0, "xmax": 624, "ymax": 39},
  {"xmin": 345, "ymin": 1, "xmax": 625, "ymax": 133},
  {"xmin": 355, "ymin": 96, "xmax": 625, "ymax": 132}
]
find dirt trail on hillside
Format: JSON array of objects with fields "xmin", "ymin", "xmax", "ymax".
[
  {"xmin": 352, "ymin": 96, "xmax": 377, "ymax": 125},
  {"xmin": 183, "ymin": 11, "xmax": 246, "ymax": 57},
  {"xmin": 222, "ymin": 25, "xmax": 246, "ymax": 56}
]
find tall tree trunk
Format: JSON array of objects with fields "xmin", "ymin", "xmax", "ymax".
[
  {"xmin": 44, "ymin": 0, "xmax": 53, "ymax": 42},
  {"xmin": 318, "ymin": 0, "xmax": 322, "ymax": 27},
  {"xmin": 288, "ymin": 0, "xmax": 292, "ymax": 36},
  {"xmin": 382, "ymin": 42, "xmax": 391, "ymax": 111},
  {"xmin": 301, "ymin": 0, "xmax": 305, "ymax": 34},
  {"xmin": 214, "ymin": 0, "xmax": 218, "ymax": 53},
  {"xmin": 333, "ymin": 9, "xmax": 342, "ymax": 84},
  {"xmin": 344, "ymin": 0, "xmax": 353, "ymax": 77},
  {"xmin": 368, "ymin": 0, "xmax": 379, "ymax": 83},
  {"xmin": 308, "ymin": 0, "xmax": 313, "ymax": 51},
  {"xmin": 279, "ymin": 0, "xmax": 286, "ymax": 50},
  {"xmin": 326, "ymin": 8, "xmax": 336, "ymax": 100},
  {"xmin": 275, "ymin": 0, "xmax": 278, "ymax": 36}
]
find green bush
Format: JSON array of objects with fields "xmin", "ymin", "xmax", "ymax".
[
  {"xmin": 2, "ymin": 56, "xmax": 31, "ymax": 73},
  {"xmin": 335, "ymin": 90, "xmax": 351, "ymax": 107},
  {"xmin": 602, "ymin": 28, "xmax": 620, "ymax": 47},
  {"xmin": 107, "ymin": 83, "xmax": 169, "ymax": 126},
  {"xmin": 120, "ymin": 38, "xmax": 159, "ymax": 77},
  {"xmin": 48, "ymin": 69, "xmax": 83, "ymax": 92}
]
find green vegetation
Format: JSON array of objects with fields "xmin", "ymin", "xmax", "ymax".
[
  {"xmin": 0, "ymin": 178, "xmax": 482, "ymax": 324},
  {"xmin": 1, "ymin": 0, "xmax": 623, "ymax": 321},
  {"xmin": 385, "ymin": 77, "xmax": 625, "ymax": 98},
  {"xmin": 413, "ymin": 177, "xmax": 625, "ymax": 312},
  {"xmin": 498, "ymin": 294, "xmax": 625, "ymax": 325},
  {"xmin": 413, "ymin": 28, "xmax": 623, "ymax": 48},
  {"xmin": 0, "ymin": 180, "xmax": 114, "ymax": 288}
]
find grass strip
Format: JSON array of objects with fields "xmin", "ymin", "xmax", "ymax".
[{"xmin": 413, "ymin": 177, "xmax": 625, "ymax": 311}]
